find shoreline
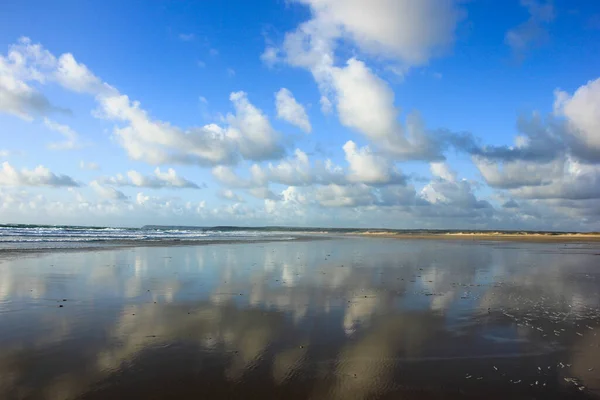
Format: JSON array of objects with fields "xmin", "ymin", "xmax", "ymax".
[
  {"xmin": 0, "ymin": 235, "xmax": 328, "ymax": 260},
  {"xmin": 2, "ymin": 232, "xmax": 600, "ymax": 261},
  {"xmin": 352, "ymin": 232, "xmax": 600, "ymax": 242}
]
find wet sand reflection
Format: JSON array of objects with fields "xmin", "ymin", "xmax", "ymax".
[{"xmin": 0, "ymin": 238, "xmax": 599, "ymax": 399}]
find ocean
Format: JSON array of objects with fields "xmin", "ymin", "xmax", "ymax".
[{"xmin": 0, "ymin": 224, "xmax": 299, "ymax": 250}]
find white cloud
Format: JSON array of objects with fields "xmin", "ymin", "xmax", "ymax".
[
  {"xmin": 268, "ymin": 148, "xmax": 313, "ymax": 185},
  {"xmin": 97, "ymin": 90, "xmax": 283, "ymax": 166},
  {"xmin": 0, "ymin": 76, "xmax": 57, "ymax": 120},
  {"xmin": 214, "ymin": 143, "xmax": 404, "ymax": 191},
  {"xmin": 275, "ymin": 88, "xmax": 311, "ymax": 133},
  {"xmin": 5, "ymin": 38, "xmax": 600, "ymax": 229},
  {"xmin": 248, "ymin": 187, "xmax": 280, "ymax": 200},
  {"xmin": 332, "ymin": 59, "xmax": 396, "ymax": 140},
  {"xmin": 554, "ymin": 78, "xmax": 600, "ymax": 152},
  {"xmin": 2, "ymin": 38, "xmax": 286, "ymax": 167},
  {"xmin": 79, "ymin": 161, "xmax": 100, "ymax": 170},
  {"xmin": 218, "ymin": 189, "xmax": 245, "ymax": 202},
  {"xmin": 474, "ymin": 157, "xmax": 563, "ymax": 189},
  {"xmin": 0, "ymin": 37, "xmax": 116, "ymax": 121},
  {"xmin": 430, "ymin": 162, "xmax": 456, "ymax": 182},
  {"xmin": 225, "ymin": 91, "xmax": 284, "ymax": 161},
  {"xmin": 269, "ymin": 2, "xmax": 466, "ymax": 162},
  {"xmin": 90, "ymin": 180, "xmax": 127, "ymax": 201},
  {"xmin": 0, "ymin": 161, "xmax": 79, "ymax": 187},
  {"xmin": 295, "ymin": 0, "xmax": 462, "ymax": 65},
  {"xmin": 0, "ymin": 38, "xmax": 64, "ymax": 120},
  {"xmin": 227, "ymin": 68, "xmax": 236, "ymax": 77},
  {"xmin": 319, "ymin": 95, "xmax": 332, "ymax": 114},
  {"xmin": 54, "ymin": 53, "xmax": 104, "ymax": 94},
  {"xmin": 343, "ymin": 141, "xmax": 403, "ymax": 184},
  {"xmin": 43, "ymin": 117, "xmax": 82, "ymax": 150},
  {"xmin": 330, "ymin": 59, "xmax": 442, "ymax": 160},
  {"xmin": 419, "ymin": 177, "xmax": 490, "ymax": 211},
  {"xmin": 510, "ymin": 158, "xmax": 600, "ymax": 200},
  {"xmin": 260, "ymin": 47, "xmax": 279, "ymax": 67},
  {"xmin": 97, "ymin": 94, "xmax": 234, "ymax": 165},
  {"xmin": 212, "ymin": 165, "xmax": 250, "ymax": 188},
  {"xmin": 101, "ymin": 168, "xmax": 201, "ymax": 189},
  {"xmin": 316, "ymin": 183, "xmax": 374, "ymax": 207}
]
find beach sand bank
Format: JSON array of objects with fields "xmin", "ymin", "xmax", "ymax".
[{"xmin": 354, "ymin": 231, "xmax": 600, "ymax": 242}]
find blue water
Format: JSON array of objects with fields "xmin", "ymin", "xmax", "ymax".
[{"xmin": 0, "ymin": 224, "xmax": 297, "ymax": 249}]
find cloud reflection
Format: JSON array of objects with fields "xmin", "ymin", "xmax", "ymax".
[{"xmin": 0, "ymin": 239, "xmax": 599, "ymax": 398}]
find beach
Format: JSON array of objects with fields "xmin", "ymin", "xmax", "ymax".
[
  {"xmin": 356, "ymin": 232, "xmax": 600, "ymax": 242},
  {"xmin": 1, "ymin": 235, "xmax": 599, "ymax": 399}
]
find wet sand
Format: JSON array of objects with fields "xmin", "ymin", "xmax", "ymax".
[
  {"xmin": 0, "ymin": 237, "xmax": 599, "ymax": 399},
  {"xmin": 356, "ymin": 232, "xmax": 600, "ymax": 242}
]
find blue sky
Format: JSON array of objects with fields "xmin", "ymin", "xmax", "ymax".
[{"xmin": 1, "ymin": 0, "xmax": 600, "ymax": 229}]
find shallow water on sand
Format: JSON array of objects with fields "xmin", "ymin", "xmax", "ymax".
[{"xmin": 1, "ymin": 237, "xmax": 599, "ymax": 399}]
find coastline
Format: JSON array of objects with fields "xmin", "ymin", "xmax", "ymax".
[
  {"xmin": 0, "ymin": 235, "xmax": 328, "ymax": 259},
  {"xmin": 352, "ymin": 231, "xmax": 600, "ymax": 242},
  {"xmin": 2, "ymin": 231, "xmax": 600, "ymax": 261}
]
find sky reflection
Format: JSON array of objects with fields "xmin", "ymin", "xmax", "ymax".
[{"xmin": 0, "ymin": 238, "xmax": 599, "ymax": 399}]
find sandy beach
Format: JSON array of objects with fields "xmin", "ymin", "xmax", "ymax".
[
  {"xmin": 355, "ymin": 232, "xmax": 600, "ymax": 242},
  {"xmin": 0, "ymin": 236, "xmax": 599, "ymax": 399}
]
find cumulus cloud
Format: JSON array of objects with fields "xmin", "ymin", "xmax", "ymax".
[
  {"xmin": 0, "ymin": 76, "xmax": 62, "ymax": 120},
  {"xmin": 43, "ymin": 118, "xmax": 82, "ymax": 150},
  {"xmin": 54, "ymin": 53, "xmax": 104, "ymax": 94},
  {"xmin": 225, "ymin": 91, "xmax": 284, "ymax": 161},
  {"xmin": 330, "ymin": 59, "xmax": 448, "ymax": 160},
  {"xmin": 101, "ymin": 168, "xmax": 201, "ymax": 189},
  {"xmin": 467, "ymin": 113, "xmax": 564, "ymax": 163},
  {"xmin": 429, "ymin": 162, "xmax": 456, "ymax": 182},
  {"xmin": 473, "ymin": 157, "xmax": 563, "ymax": 189},
  {"xmin": 97, "ymin": 94, "xmax": 237, "ymax": 166},
  {"xmin": 511, "ymin": 159, "xmax": 600, "ymax": 200},
  {"xmin": 97, "ymin": 90, "xmax": 284, "ymax": 166},
  {"xmin": 267, "ymin": 148, "xmax": 313, "ymax": 186},
  {"xmin": 319, "ymin": 95, "xmax": 332, "ymax": 114},
  {"xmin": 293, "ymin": 0, "xmax": 462, "ymax": 65},
  {"xmin": 248, "ymin": 187, "xmax": 280, "ymax": 200},
  {"xmin": 266, "ymin": 1, "xmax": 466, "ymax": 162},
  {"xmin": 260, "ymin": 47, "xmax": 279, "ymax": 67},
  {"xmin": 218, "ymin": 189, "xmax": 245, "ymax": 202},
  {"xmin": 2, "ymin": 38, "xmax": 286, "ymax": 167},
  {"xmin": 5, "ymin": 37, "xmax": 600, "ymax": 229},
  {"xmin": 266, "ymin": 149, "xmax": 348, "ymax": 186},
  {"xmin": 505, "ymin": 0, "xmax": 555, "ymax": 55},
  {"xmin": 343, "ymin": 141, "xmax": 404, "ymax": 185},
  {"xmin": 420, "ymin": 168, "xmax": 491, "ymax": 211},
  {"xmin": 0, "ymin": 37, "xmax": 105, "ymax": 119},
  {"xmin": 275, "ymin": 88, "xmax": 311, "ymax": 132},
  {"xmin": 0, "ymin": 161, "xmax": 79, "ymax": 187},
  {"xmin": 89, "ymin": 180, "xmax": 127, "ymax": 201},
  {"xmin": 213, "ymin": 144, "xmax": 401, "ymax": 191},
  {"xmin": 212, "ymin": 165, "xmax": 265, "ymax": 188},
  {"xmin": 316, "ymin": 184, "xmax": 375, "ymax": 207},
  {"xmin": 554, "ymin": 78, "xmax": 600, "ymax": 158}
]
